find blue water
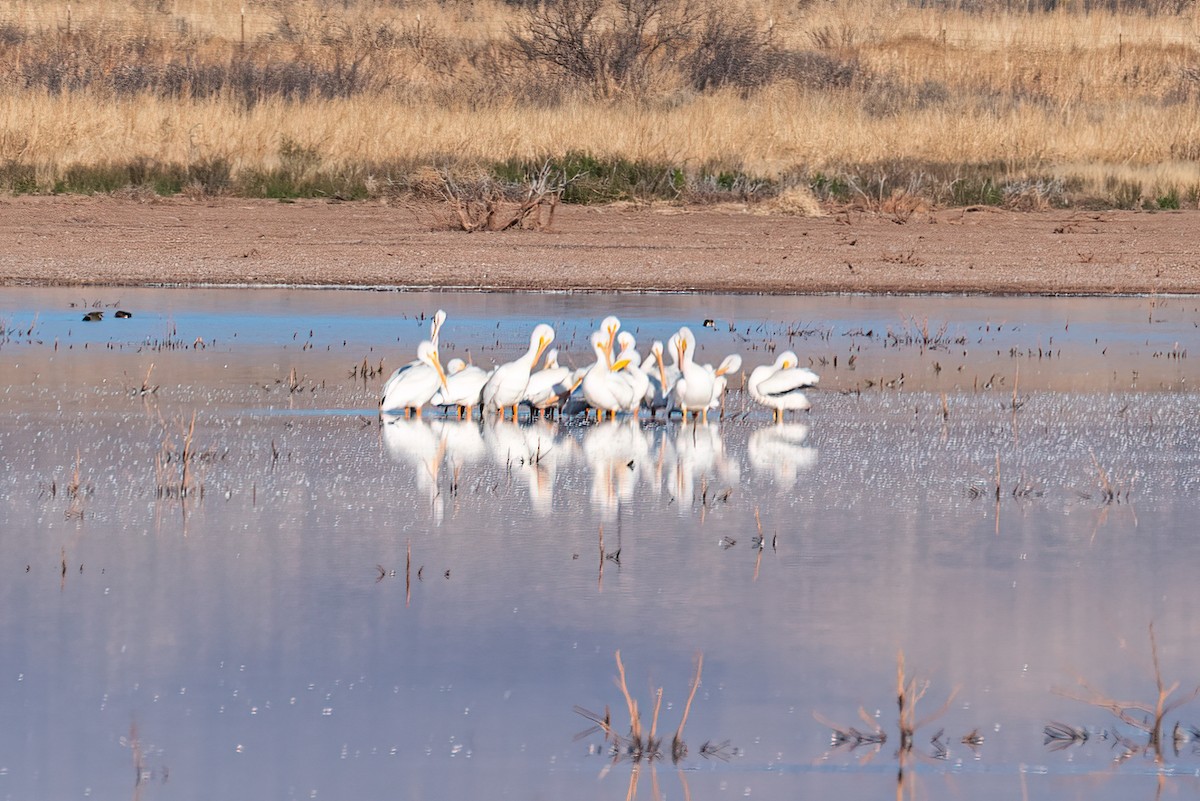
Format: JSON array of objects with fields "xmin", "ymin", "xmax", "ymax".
[{"xmin": 1, "ymin": 288, "xmax": 1199, "ymax": 801}]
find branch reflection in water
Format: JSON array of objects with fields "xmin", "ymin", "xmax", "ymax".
[{"xmin": 380, "ymin": 414, "xmax": 817, "ymax": 522}]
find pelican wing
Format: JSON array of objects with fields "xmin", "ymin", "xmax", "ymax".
[{"xmin": 756, "ymin": 366, "xmax": 819, "ymax": 397}]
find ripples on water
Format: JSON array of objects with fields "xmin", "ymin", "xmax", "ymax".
[{"xmin": 2, "ymin": 288, "xmax": 1200, "ymax": 801}]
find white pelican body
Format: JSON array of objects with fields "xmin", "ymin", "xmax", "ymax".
[
  {"xmin": 523, "ymin": 349, "xmax": 573, "ymax": 416},
  {"xmin": 671, "ymin": 327, "xmax": 715, "ymax": 421},
  {"xmin": 748, "ymin": 351, "xmax": 820, "ymax": 421},
  {"xmin": 644, "ymin": 340, "xmax": 675, "ymax": 417},
  {"xmin": 613, "ymin": 332, "xmax": 650, "ymax": 416},
  {"xmin": 380, "ymin": 340, "xmax": 448, "ymax": 417},
  {"xmin": 482, "ymin": 323, "xmax": 555, "ymax": 419},
  {"xmin": 706, "ymin": 353, "xmax": 743, "ymax": 414},
  {"xmin": 581, "ymin": 332, "xmax": 636, "ymax": 419},
  {"xmin": 431, "ymin": 358, "xmax": 492, "ymax": 418}
]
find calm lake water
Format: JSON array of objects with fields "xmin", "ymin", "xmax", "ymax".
[{"xmin": 2, "ymin": 288, "xmax": 1199, "ymax": 801}]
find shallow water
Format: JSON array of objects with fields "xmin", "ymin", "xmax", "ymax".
[{"xmin": 2, "ymin": 288, "xmax": 1200, "ymax": 801}]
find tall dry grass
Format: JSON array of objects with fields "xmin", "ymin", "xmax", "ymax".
[{"xmin": 0, "ymin": 0, "xmax": 1198, "ymax": 207}]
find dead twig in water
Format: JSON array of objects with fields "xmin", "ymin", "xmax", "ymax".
[{"xmin": 1053, "ymin": 622, "xmax": 1200, "ymax": 763}]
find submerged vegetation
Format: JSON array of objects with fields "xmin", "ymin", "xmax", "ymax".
[{"xmin": 0, "ymin": 0, "xmax": 1198, "ymax": 209}]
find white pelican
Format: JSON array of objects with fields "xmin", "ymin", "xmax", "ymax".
[
  {"xmin": 379, "ymin": 340, "xmax": 448, "ymax": 418},
  {"xmin": 671, "ymin": 327, "xmax": 715, "ymax": 422},
  {"xmin": 431, "ymin": 358, "xmax": 492, "ymax": 419},
  {"xmin": 379, "ymin": 310, "xmax": 447, "ymax": 413},
  {"xmin": 482, "ymin": 323, "xmax": 555, "ymax": 420},
  {"xmin": 706, "ymin": 353, "xmax": 743, "ymax": 417},
  {"xmin": 558, "ymin": 367, "xmax": 596, "ymax": 418},
  {"xmin": 581, "ymin": 331, "xmax": 636, "ymax": 420},
  {"xmin": 523, "ymin": 349, "xmax": 573, "ymax": 417},
  {"xmin": 644, "ymin": 339, "xmax": 676, "ymax": 418},
  {"xmin": 613, "ymin": 332, "xmax": 650, "ymax": 416},
  {"xmin": 747, "ymin": 351, "xmax": 820, "ymax": 421},
  {"xmin": 598, "ymin": 316, "xmax": 622, "ymax": 367}
]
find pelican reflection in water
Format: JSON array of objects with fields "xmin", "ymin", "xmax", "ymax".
[
  {"xmin": 380, "ymin": 414, "xmax": 819, "ymax": 520},
  {"xmin": 483, "ymin": 418, "xmax": 577, "ymax": 516},
  {"xmin": 748, "ymin": 423, "xmax": 818, "ymax": 484},
  {"xmin": 381, "ymin": 415, "xmax": 445, "ymax": 526},
  {"xmin": 667, "ymin": 421, "xmax": 740, "ymax": 512},
  {"xmin": 583, "ymin": 418, "xmax": 651, "ymax": 518}
]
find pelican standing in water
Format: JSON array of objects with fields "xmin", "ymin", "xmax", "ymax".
[
  {"xmin": 431, "ymin": 358, "xmax": 492, "ymax": 419},
  {"xmin": 641, "ymin": 340, "xmax": 672, "ymax": 417},
  {"xmin": 482, "ymin": 323, "xmax": 555, "ymax": 420},
  {"xmin": 523, "ymin": 349, "xmax": 572, "ymax": 418},
  {"xmin": 379, "ymin": 340, "xmax": 449, "ymax": 418},
  {"xmin": 671, "ymin": 327, "xmax": 716, "ymax": 422},
  {"xmin": 747, "ymin": 351, "xmax": 820, "ymax": 422},
  {"xmin": 598, "ymin": 316, "xmax": 622, "ymax": 367},
  {"xmin": 379, "ymin": 309, "xmax": 447, "ymax": 413},
  {"xmin": 706, "ymin": 353, "xmax": 743, "ymax": 418},
  {"xmin": 581, "ymin": 331, "xmax": 636, "ymax": 420},
  {"xmin": 612, "ymin": 332, "xmax": 650, "ymax": 417}
]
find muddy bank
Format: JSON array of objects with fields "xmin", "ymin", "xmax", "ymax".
[{"xmin": 1, "ymin": 195, "xmax": 1197, "ymax": 294}]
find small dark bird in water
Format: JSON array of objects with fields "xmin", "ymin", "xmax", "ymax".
[
  {"xmin": 702, "ymin": 318, "xmax": 715, "ymax": 328},
  {"xmin": 114, "ymin": 310, "xmax": 133, "ymax": 319},
  {"xmin": 82, "ymin": 311, "xmax": 103, "ymax": 322}
]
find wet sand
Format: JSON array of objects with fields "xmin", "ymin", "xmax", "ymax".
[{"xmin": 1, "ymin": 195, "xmax": 1198, "ymax": 293}]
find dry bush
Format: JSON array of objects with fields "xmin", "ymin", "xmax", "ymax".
[
  {"xmin": 759, "ymin": 185, "xmax": 825, "ymax": 216},
  {"xmin": 510, "ymin": 0, "xmax": 706, "ymax": 97},
  {"xmin": 431, "ymin": 162, "xmax": 577, "ymax": 231}
]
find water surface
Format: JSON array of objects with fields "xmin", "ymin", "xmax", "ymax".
[{"xmin": 2, "ymin": 288, "xmax": 1199, "ymax": 801}]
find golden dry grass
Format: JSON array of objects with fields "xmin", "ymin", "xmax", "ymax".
[{"xmin": 1, "ymin": 0, "xmax": 1198, "ymax": 206}]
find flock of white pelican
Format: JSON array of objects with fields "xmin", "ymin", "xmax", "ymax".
[{"xmin": 379, "ymin": 310, "xmax": 820, "ymax": 423}]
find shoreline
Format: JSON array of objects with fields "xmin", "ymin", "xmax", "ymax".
[{"xmin": 3, "ymin": 195, "xmax": 1199, "ymax": 295}]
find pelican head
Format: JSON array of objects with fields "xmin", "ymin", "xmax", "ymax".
[
  {"xmin": 445, "ymin": 358, "xmax": 467, "ymax": 375},
  {"xmin": 543, "ymin": 348, "xmax": 560, "ymax": 370},
  {"xmin": 417, "ymin": 340, "xmax": 449, "ymax": 389},
  {"xmin": 675, "ymin": 327, "xmax": 695, "ymax": 365},
  {"xmin": 600, "ymin": 316, "xmax": 621, "ymax": 365},
  {"xmin": 715, "ymin": 354, "xmax": 742, "ymax": 377},
  {"xmin": 651, "ymin": 340, "xmax": 668, "ymax": 387},
  {"xmin": 665, "ymin": 333, "xmax": 680, "ymax": 366},
  {"xmin": 429, "ymin": 309, "xmax": 447, "ymax": 346},
  {"xmin": 530, "ymin": 323, "xmax": 555, "ymax": 366}
]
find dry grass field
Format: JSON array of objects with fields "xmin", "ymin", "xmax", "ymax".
[{"xmin": 1, "ymin": 0, "xmax": 1199, "ymax": 210}]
